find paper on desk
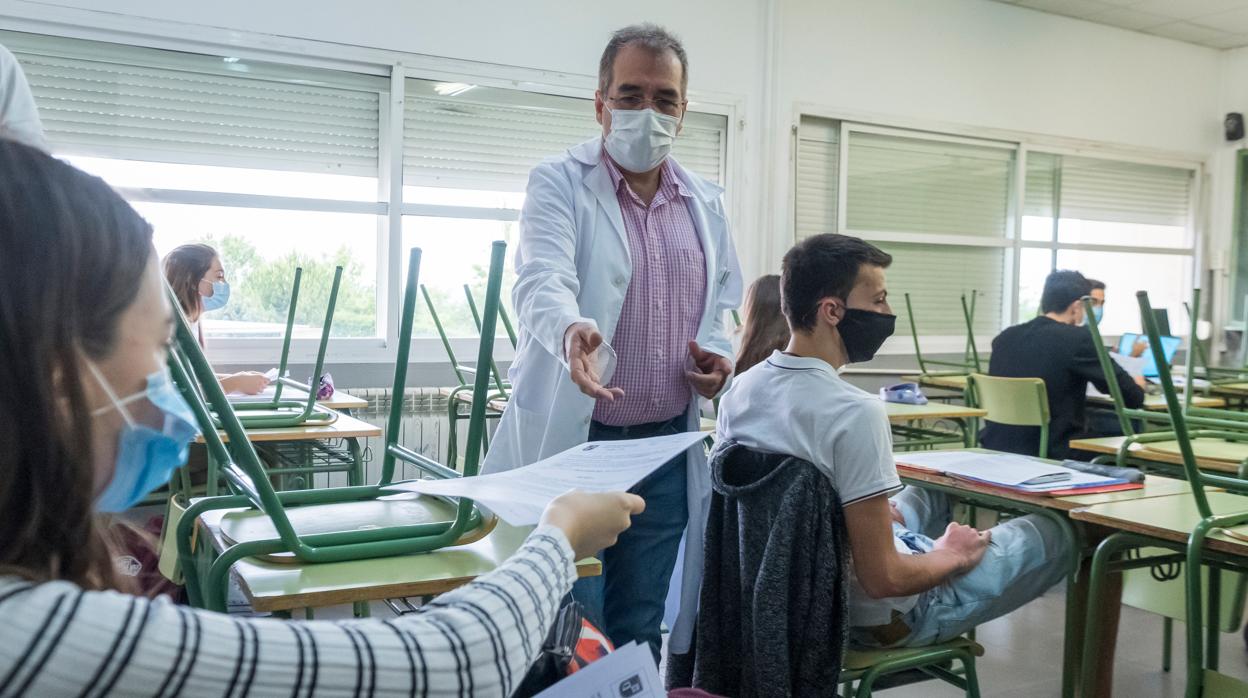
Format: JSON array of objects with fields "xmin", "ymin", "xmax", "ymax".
[
  {"xmin": 894, "ymin": 450, "xmax": 1067, "ymax": 486},
  {"xmin": 385, "ymin": 430, "xmax": 707, "ymax": 525},
  {"xmin": 535, "ymin": 641, "xmax": 663, "ymax": 698}
]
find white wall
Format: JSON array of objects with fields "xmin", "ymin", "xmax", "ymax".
[{"xmin": 762, "ymin": 0, "xmax": 1224, "ymax": 272}]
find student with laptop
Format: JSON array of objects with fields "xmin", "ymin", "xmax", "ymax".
[
  {"xmin": 716, "ymin": 233, "xmax": 1072, "ymax": 649},
  {"xmin": 1088, "ymin": 278, "xmax": 1148, "ymax": 359},
  {"xmin": 982, "ymin": 270, "xmax": 1145, "ymax": 459}
]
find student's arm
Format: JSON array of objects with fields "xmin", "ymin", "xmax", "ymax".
[
  {"xmin": 1073, "ymin": 333, "xmax": 1145, "ymax": 408},
  {"xmin": 827, "ymin": 400, "xmax": 989, "ymax": 598},
  {"xmin": 2, "ymin": 491, "xmax": 645, "ymax": 698},
  {"xmin": 844, "ymin": 495, "xmax": 989, "ymax": 598}
]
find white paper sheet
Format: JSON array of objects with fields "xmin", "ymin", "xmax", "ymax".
[
  {"xmin": 895, "ymin": 450, "xmax": 1121, "ymax": 489},
  {"xmin": 535, "ymin": 641, "xmax": 663, "ymax": 698},
  {"xmin": 385, "ymin": 430, "xmax": 707, "ymax": 525}
]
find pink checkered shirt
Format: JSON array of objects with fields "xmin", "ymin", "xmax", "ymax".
[{"xmin": 593, "ymin": 157, "xmax": 706, "ymax": 427}]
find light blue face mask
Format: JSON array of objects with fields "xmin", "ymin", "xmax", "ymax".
[
  {"xmin": 1092, "ymin": 306, "xmax": 1104, "ymax": 324},
  {"xmin": 201, "ymin": 280, "xmax": 230, "ymax": 312},
  {"xmin": 88, "ymin": 359, "xmax": 200, "ymax": 512}
]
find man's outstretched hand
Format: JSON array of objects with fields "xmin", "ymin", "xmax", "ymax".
[
  {"xmin": 565, "ymin": 322, "xmax": 625, "ymax": 401},
  {"xmin": 686, "ymin": 340, "xmax": 732, "ymax": 399}
]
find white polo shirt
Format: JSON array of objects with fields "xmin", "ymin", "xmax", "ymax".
[{"xmin": 716, "ymin": 349, "xmax": 914, "ymax": 626}]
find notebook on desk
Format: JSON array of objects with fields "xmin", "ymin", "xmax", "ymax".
[{"xmin": 895, "ymin": 450, "xmax": 1135, "ymax": 495}]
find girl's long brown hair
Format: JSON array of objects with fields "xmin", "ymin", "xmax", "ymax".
[
  {"xmin": 0, "ymin": 139, "xmax": 154, "ymax": 590},
  {"xmin": 735, "ymin": 274, "xmax": 789, "ymax": 375},
  {"xmin": 163, "ymin": 243, "xmax": 217, "ymax": 318}
]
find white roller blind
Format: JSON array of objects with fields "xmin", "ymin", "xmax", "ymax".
[
  {"xmin": 846, "ymin": 131, "xmax": 1013, "ymax": 237},
  {"xmin": 4, "ymin": 31, "xmax": 384, "ymax": 176},
  {"xmin": 1024, "ymin": 151, "xmax": 1058, "ymax": 219},
  {"xmin": 880, "ymin": 242, "xmax": 1005, "ymax": 336},
  {"xmin": 403, "ymin": 78, "xmax": 727, "ymax": 191},
  {"xmin": 795, "ymin": 115, "xmax": 839, "ymax": 238},
  {"xmin": 1054, "ymin": 155, "xmax": 1192, "ymax": 227}
]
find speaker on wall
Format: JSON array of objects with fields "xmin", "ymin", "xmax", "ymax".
[{"xmin": 1226, "ymin": 112, "xmax": 1244, "ymax": 142}]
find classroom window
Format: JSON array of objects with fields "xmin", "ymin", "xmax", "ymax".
[
  {"xmin": 1020, "ymin": 151, "xmax": 1196, "ymax": 335},
  {"xmin": 7, "ymin": 30, "xmax": 387, "ymax": 343},
  {"xmin": 796, "ymin": 115, "xmax": 1198, "ymax": 350},
  {"xmin": 8, "ymin": 29, "xmax": 732, "ymax": 360},
  {"xmin": 796, "ymin": 117, "xmax": 1014, "ymax": 339}
]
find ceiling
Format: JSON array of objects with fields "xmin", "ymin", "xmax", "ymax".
[{"xmin": 988, "ymin": 0, "xmax": 1248, "ymax": 49}]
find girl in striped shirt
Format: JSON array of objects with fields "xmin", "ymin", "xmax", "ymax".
[{"xmin": 0, "ymin": 138, "xmax": 644, "ymax": 697}]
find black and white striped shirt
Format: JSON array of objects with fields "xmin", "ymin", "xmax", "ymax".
[{"xmin": 0, "ymin": 526, "xmax": 576, "ymax": 697}]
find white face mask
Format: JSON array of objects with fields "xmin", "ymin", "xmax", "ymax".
[{"xmin": 603, "ymin": 108, "xmax": 680, "ymax": 173}]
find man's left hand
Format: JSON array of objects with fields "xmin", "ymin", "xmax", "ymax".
[{"xmin": 686, "ymin": 340, "xmax": 732, "ymax": 399}]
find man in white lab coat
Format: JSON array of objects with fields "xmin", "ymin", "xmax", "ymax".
[
  {"xmin": 0, "ymin": 44, "xmax": 46, "ymax": 150},
  {"xmin": 483, "ymin": 23, "xmax": 742, "ymax": 663}
]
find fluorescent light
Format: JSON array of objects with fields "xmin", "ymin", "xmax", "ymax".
[
  {"xmin": 434, "ymin": 82, "xmax": 477, "ymax": 97},
  {"xmin": 223, "ymin": 57, "xmax": 241, "ymax": 64}
]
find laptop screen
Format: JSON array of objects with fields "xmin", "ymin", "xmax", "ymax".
[{"xmin": 1116, "ymin": 333, "xmax": 1181, "ymax": 378}]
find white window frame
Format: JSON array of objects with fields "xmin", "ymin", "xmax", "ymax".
[
  {"xmin": 2, "ymin": 13, "xmax": 742, "ymax": 366},
  {"xmin": 793, "ymin": 104, "xmax": 1205, "ymax": 356}
]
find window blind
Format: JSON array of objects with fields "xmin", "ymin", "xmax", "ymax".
[
  {"xmin": 846, "ymin": 131, "xmax": 1014, "ymax": 237},
  {"xmin": 402, "ymin": 78, "xmax": 727, "ymax": 191},
  {"xmin": 880, "ymin": 242, "xmax": 1005, "ymax": 336},
  {"xmin": 4, "ymin": 31, "xmax": 384, "ymax": 176},
  {"xmin": 795, "ymin": 115, "xmax": 839, "ymax": 238},
  {"xmin": 1048, "ymin": 154, "xmax": 1192, "ymax": 228},
  {"xmin": 1024, "ymin": 151, "xmax": 1058, "ymax": 219}
]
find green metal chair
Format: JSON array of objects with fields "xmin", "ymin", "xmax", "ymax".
[
  {"xmin": 839, "ymin": 639, "xmax": 983, "ymax": 697},
  {"xmin": 175, "ymin": 243, "xmax": 505, "ymax": 612},
  {"xmin": 906, "ymin": 291, "xmax": 983, "ymax": 379},
  {"xmin": 965, "ymin": 373, "xmax": 1050, "ymax": 458},
  {"xmin": 464, "ymin": 282, "xmax": 518, "ymax": 351},
  {"xmin": 1082, "ymin": 293, "xmax": 1248, "ymax": 478},
  {"xmin": 172, "ymin": 265, "xmax": 345, "ymax": 429},
  {"xmin": 1079, "ymin": 290, "xmax": 1248, "ymax": 698},
  {"xmin": 421, "ymin": 283, "xmax": 507, "ymax": 470}
]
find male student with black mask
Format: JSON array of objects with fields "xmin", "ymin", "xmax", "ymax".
[
  {"xmin": 981, "ymin": 270, "xmax": 1145, "ymax": 459},
  {"xmin": 716, "ymin": 233, "xmax": 1072, "ymax": 649}
]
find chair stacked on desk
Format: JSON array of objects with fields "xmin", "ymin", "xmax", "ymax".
[
  {"xmin": 1080, "ymin": 291, "xmax": 1248, "ymax": 478},
  {"xmin": 905, "ymin": 290, "xmax": 983, "ymax": 393},
  {"xmin": 173, "ymin": 242, "xmax": 506, "ymax": 613},
  {"xmin": 422, "ymin": 278, "xmax": 509, "ymax": 470},
  {"xmin": 1077, "ymin": 290, "xmax": 1248, "ymax": 698}
]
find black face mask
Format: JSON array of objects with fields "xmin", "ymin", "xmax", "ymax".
[{"xmin": 837, "ymin": 308, "xmax": 896, "ymax": 364}]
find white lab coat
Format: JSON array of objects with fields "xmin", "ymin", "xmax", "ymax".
[
  {"xmin": 0, "ymin": 44, "xmax": 47, "ymax": 151},
  {"xmin": 483, "ymin": 138, "xmax": 742, "ymax": 654}
]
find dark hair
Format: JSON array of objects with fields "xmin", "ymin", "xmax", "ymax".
[
  {"xmin": 781, "ymin": 234, "xmax": 893, "ymax": 332},
  {"xmin": 599, "ymin": 23, "xmax": 689, "ymax": 95},
  {"xmin": 1087, "ymin": 278, "xmax": 1106, "ymax": 292},
  {"xmin": 163, "ymin": 243, "xmax": 218, "ymax": 318},
  {"xmin": 1041, "ymin": 270, "xmax": 1092, "ymax": 314},
  {"xmin": 0, "ymin": 139, "xmax": 154, "ymax": 590},
  {"xmin": 736, "ymin": 275, "xmax": 789, "ymax": 374}
]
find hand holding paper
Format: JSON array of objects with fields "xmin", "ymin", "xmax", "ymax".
[{"xmin": 386, "ymin": 430, "xmax": 707, "ymax": 525}]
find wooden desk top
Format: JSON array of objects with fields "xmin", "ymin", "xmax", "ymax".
[
  {"xmin": 229, "ymin": 386, "xmax": 369, "ymax": 411},
  {"xmin": 901, "ymin": 374, "xmax": 968, "ymax": 392},
  {"xmin": 1070, "ymin": 491, "xmax": 1248, "ymax": 557},
  {"xmin": 899, "ymin": 466, "xmax": 1199, "ymax": 513},
  {"xmin": 1212, "ymin": 382, "xmax": 1248, "ymax": 397},
  {"xmin": 195, "ymin": 412, "xmax": 382, "ymax": 444},
  {"xmin": 1068, "ymin": 436, "xmax": 1247, "ymax": 473},
  {"xmin": 1085, "ymin": 393, "xmax": 1226, "ymax": 411},
  {"xmin": 885, "ymin": 401, "xmax": 986, "ymax": 423},
  {"xmin": 199, "ymin": 506, "xmax": 601, "ymax": 612}
]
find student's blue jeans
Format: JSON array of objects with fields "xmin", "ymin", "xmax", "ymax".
[
  {"xmin": 853, "ymin": 487, "xmax": 1073, "ymax": 648},
  {"xmin": 572, "ymin": 414, "xmax": 689, "ymax": 664}
]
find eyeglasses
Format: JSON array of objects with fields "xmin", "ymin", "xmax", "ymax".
[{"xmin": 607, "ymin": 95, "xmax": 686, "ymax": 116}]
